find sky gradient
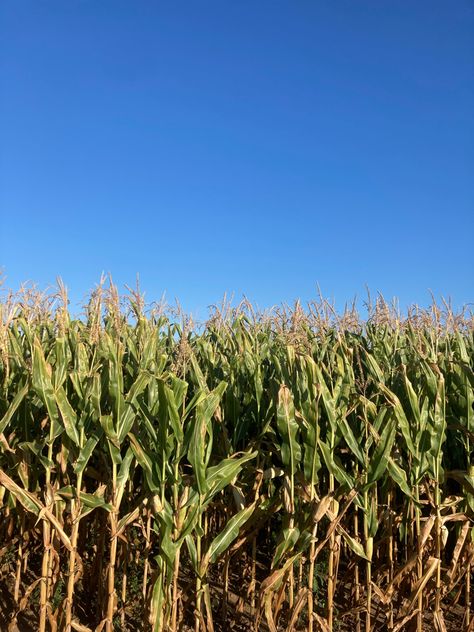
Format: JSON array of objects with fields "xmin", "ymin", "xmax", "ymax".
[{"xmin": 1, "ymin": 1, "xmax": 473, "ymax": 318}]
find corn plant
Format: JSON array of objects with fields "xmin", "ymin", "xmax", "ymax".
[{"xmin": 0, "ymin": 282, "xmax": 472, "ymax": 631}]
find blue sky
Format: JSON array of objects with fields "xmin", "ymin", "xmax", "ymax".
[{"xmin": 1, "ymin": 1, "xmax": 473, "ymax": 318}]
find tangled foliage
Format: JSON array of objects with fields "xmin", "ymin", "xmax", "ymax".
[{"xmin": 0, "ymin": 281, "xmax": 473, "ymax": 632}]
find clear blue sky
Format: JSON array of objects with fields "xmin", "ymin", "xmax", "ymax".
[{"xmin": 1, "ymin": 1, "xmax": 473, "ymax": 317}]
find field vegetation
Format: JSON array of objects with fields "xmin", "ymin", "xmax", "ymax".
[{"xmin": 0, "ymin": 280, "xmax": 473, "ymax": 631}]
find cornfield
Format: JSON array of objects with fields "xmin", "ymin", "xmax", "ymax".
[{"xmin": 0, "ymin": 281, "xmax": 473, "ymax": 632}]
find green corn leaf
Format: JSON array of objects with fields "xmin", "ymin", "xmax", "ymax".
[
  {"xmin": 367, "ymin": 417, "xmax": 396, "ymax": 485},
  {"xmin": 204, "ymin": 502, "xmax": 256, "ymax": 569},
  {"xmin": 116, "ymin": 447, "xmax": 135, "ymax": 505},
  {"xmin": 55, "ymin": 386, "xmax": 81, "ymax": 446},
  {"xmin": 128, "ymin": 432, "xmax": 153, "ymax": 476},
  {"xmin": 185, "ymin": 534, "xmax": 198, "ymax": 572},
  {"xmin": 379, "ymin": 383, "xmax": 416, "ymax": 456},
  {"xmin": 276, "ymin": 385, "xmax": 301, "ymax": 474},
  {"xmin": 32, "ymin": 339, "xmax": 59, "ymax": 438},
  {"xmin": 318, "ymin": 439, "xmax": 354, "ymax": 489},
  {"xmin": 387, "ymin": 457, "xmax": 413, "ymax": 499},
  {"xmin": 74, "ymin": 428, "xmax": 103, "ymax": 474},
  {"xmin": 159, "ymin": 380, "xmax": 183, "ymax": 444},
  {"xmin": 0, "ymin": 381, "xmax": 29, "ymax": 434},
  {"xmin": 56, "ymin": 486, "xmax": 113, "ymax": 512},
  {"xmin": 203, "ymin": 452, "xmax": 257, "ymax": 506},
  {"xmin": 150, "ymin": 561, "xmax": 166, "ymax": 632},
  {"xmin": 188, "ymin": 381, "xmax": 227, "ymax": 496},
  {"xmin": 175, "ymin": 502, "xmax": 201, "ymax": 545},
  {"xmin": 402, "ymin": 367, "xmax": 421, "ymax": 427},
  {"xmin": 272, "ymin": 525, "xmax": 300, "ymax": 569},
  {"xmin": 429, "ymin": 374, "xmax": 446, "ymax": 480},
  {"xmin": 53, "ymin": 337, "xmax": 68, "ymax": 390},
  {"xmin": 118, "ymin": 371, "xmax": 151, "ymax": 443},
  {"xmin": 339, "ymin": 415, "xmax": 365, "ymax": 465}
]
